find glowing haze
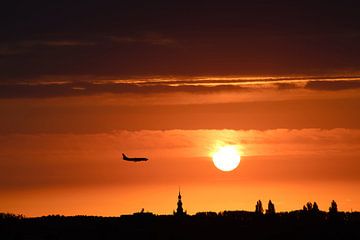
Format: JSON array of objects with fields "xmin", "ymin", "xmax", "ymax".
[{"xmin": 0, "ymin": 75, "xmax": 360, "ymax": 216}]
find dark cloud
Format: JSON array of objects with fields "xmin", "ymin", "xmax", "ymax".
[
  {"xmin": 0, "ymin": 82, "xmax": 246, "ymax": 98},
  {"xmin": 1, "ymin": 1, "xmax": 360, "ymax": 80},
  {"xmin": 0, "ymin": 45, "xmax": 27, "ymax": 56},
  {"xmin": 1, "ymin": 77, "xmax": 360, "ymax": 98},
  {"xmin": 305, "ymin": 80, "xmax": 360, "ymax": 91},
  {"xmin": 20, "ymin": 40, "xmax": 96, "ymax": 47},
  {"xmin": 0, "ymin": 34, "xmax": 175, "ymax": 57},
  {"xmin": 276, "ymin": 83, "xmax": 301, "ymax": 90},
  {"xmin": 0, "ymin": 39, "xmax": 96, "ymax": 57},
  {"xmin": 109, "ymin": 33, "xmax": 178, "ymax": 46}
]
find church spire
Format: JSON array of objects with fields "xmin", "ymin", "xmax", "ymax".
[{"xmin": 174, "ymin": 188, "xmax": 186, "ymax": 216}]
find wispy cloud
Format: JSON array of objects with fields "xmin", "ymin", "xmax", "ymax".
[
  {"xmin": 0, "ymin": 32, "xmax": 175, "ymax": 57},
  {"xmin": 0, "ymin": 76, "xmax": 360, "ymax": 98},
  {"xmin": 305, "ymin": 80, "xmax": 360, "ymax": 91},
  {"xmin": 0, "ymin": 45, "xmax": 28, "ymax": 56},
  {"xmin": 21, "ymin": 40, "xmax": 96, "ymax": 47},
  {"xmin": 109, "ymin": 33, "xmax": 177, "ymax": 46},
  {"xmin": 0, "ymin": 39, "xmax": 96, "ymax": 56}
]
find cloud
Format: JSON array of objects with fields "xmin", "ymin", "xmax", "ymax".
[
  {"xmin": 110, "ymin": 33, "xmax": 177, "ymax": 46},
  {"xmin": 305, "ymin": 80, "xmax": 360, "ymax": 91},
  {"xmin": 0, "ymin": 82, "xmax": 246, "ymax": 98},
  {"xmin": 0, "ymin": 45, "xmax": 29, "ymax": 56},
  {"xmin": 0, "ymin": 39, "xmax": 96, "ymax": 56},
  {"xmin": 276, "ymin": 82, "xmax": 301, "ymax": 90},
  {"xmin": 0, "ymin": 76, "xmax": 360, "ymax": 98},
  {"xmin": 22, "ymin": 40, "xmax": 96, "ymax": 47},
  {"xmin": 2, "ymin": 2, "xmax": 360, "ymax": 79},
  {"xmin": 0, "ymin": 33, "xmax": 175, "ymax": 57}
]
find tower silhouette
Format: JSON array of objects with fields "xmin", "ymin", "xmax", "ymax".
[{"xmin": 174, "ymin": 188, "xmax": 186, "ymax": 216}]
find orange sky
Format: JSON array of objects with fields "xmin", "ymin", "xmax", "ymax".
[{"xmin": 0, "ymin": 76, "xmax": 360, "ymax": 216}]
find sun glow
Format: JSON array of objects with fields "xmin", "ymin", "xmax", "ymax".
[{"xmin": 211, "ymin": 145, "xmax": 241, "ymax": 172}]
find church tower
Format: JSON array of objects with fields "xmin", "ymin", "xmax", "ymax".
[{"xmin": 174, "ymin": 189, "xmax": 186, "ymax": 216}]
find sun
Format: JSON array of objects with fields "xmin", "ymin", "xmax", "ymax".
[{"xmin": 211, "ymin": 145, "xmax": 241, "ymax": 172}]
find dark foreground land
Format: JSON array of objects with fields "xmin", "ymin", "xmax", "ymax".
[{"xmin": 1, "ymin": 211, "xmax": 360, "ymax": 240}]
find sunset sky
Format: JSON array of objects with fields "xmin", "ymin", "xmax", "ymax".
[{"xmin": 1, "ymin": 1, "xmax": 360, "ymax": 216}]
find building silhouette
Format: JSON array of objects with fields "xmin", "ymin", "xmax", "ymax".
[{"xmin": 174, "ymin": 189, "xmax": 187, "ymax": 216}]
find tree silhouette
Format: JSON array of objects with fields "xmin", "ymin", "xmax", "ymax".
[
  {"xmin": 303, "ymin": 201, "xmax": 320, "ymax": 217},
  {"xmin": 313, "ymin": 202, "xmax": 319, "ymax": 213},
  {"xmin": 329, "ymin": 200, "xmax": 338, "ymax": 214},
  {"xmin": 304, "ymin": 202, "xmax": 313, "ymax": 211},
  {"xmin": 266, "ymin": 200, "xmax": 276, "ymax": 215},
  {"xmin": 255, "ymin": 200, "xmax": 264, "ymax": 214},
  {"xmin": 0, "ymin": 213, "xmax": 24, "ymax": 220}
]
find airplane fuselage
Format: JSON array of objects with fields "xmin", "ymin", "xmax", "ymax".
[{"xmin": 122, "ymin": 153, "xmax": 148, "ymax": 162}]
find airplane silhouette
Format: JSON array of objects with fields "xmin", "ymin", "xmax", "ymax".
[{"xmin": 122, "ymin": 153, "xmax": 148, "ymax": 162}]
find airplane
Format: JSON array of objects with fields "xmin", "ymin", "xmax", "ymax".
[{"xmin": 122, "ymin": 153, "xmax": 148, "ymax": 162}]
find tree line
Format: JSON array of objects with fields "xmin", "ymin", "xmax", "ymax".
[{"xmin": 255, "ymin": 199, "xmax": 338, "ymax": 215}]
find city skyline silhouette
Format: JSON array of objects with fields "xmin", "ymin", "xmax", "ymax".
[{"xmin": 2, "ymin": 190, "xmax": 359, "ymax": 240}]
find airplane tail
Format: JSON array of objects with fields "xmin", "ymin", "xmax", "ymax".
[{"xmin": 122, "ymin": 153, "xmax": 128, "ymax": 159}]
